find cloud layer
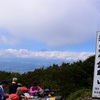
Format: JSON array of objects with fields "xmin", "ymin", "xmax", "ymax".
[
  {"xmin": 0, "ymin": 49, "xmax": 94, "ymax": 62},
  {"xmin": 0, "ymin": 0, "xmax": 99, "ymax": 49}
]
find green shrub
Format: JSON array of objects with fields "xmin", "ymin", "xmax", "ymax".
[{"xmin": 67, "ymin": 88, "xmax": 92, "ymax": 100}]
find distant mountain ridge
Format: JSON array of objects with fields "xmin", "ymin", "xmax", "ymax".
[{"xmin": 0, "ymin": 57, "xmax": 72, "ymax": 73}]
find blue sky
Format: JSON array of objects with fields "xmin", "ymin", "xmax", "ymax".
[{"xmin": 0, "ymin": 0, "xmax": 98, "ymax": 61}]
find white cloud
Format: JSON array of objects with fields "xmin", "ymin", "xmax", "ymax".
[
  {"xmin": 0, "ymin": 0, "xmax": 99, "ymax": 47},
  {"xmin": 0, "ymin": 49, "xmax": 94, "ymax": 61}
]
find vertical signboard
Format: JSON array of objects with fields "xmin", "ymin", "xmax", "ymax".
[{"xmin": 92, "ymin": 31, "xmax": 100, "ymax": 98}]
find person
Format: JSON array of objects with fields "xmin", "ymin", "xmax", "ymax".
[
  {"xmin": 0, "ymin": 80, "xmax": 9, "ymax": 100},
  {"xmin": 9, "ymin": 77, "xmax": 18, "ymax": 94},
  {"xmin": 44, "ymin": 87, "xmax": 55, "ymax": 97},
  {"xmin": 29, "ymin": 81, "xmax": 44, "ymax": 97},
  {"xmin": 6, "ymin": 87, "xmax": 27, "ymax": 100},
  {"xmin": 21, "ymin": 84, "xmax": 28, "ymax": 93},
  {"xmin": 21, "ymin": 84, "xmax": 33, "ymax": 99}
]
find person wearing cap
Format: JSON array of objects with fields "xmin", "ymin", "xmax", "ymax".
[
  {"xmin": 21, "ymin": 84, "xmax": 34, "ymax": 99},
  {"xmin": 29, "ymin": 82, "xmax": 44, "ymax": 97},
  {"xmin": 0, "ymin": 80, "xmax": 9, "ymax": 100},
  {"xmin": 21, "ymin": 84, "xmax": 28, "ymax": 93},
  {"xmin": 9, "ymin": 77, "xmax": 18, "ymax": 94}
]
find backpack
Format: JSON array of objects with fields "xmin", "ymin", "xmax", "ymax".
[{"xmin": 6, "ymin": 94, "xmax": 19, "ymax": 100}]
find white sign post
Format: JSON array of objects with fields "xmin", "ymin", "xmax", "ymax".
[{"xmin": 92, "ymin": 31, "xmax": 100, "ymax": 98}]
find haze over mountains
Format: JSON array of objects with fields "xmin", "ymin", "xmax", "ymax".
[{"xmin": 0, "ymin": 49, "xmax": 94, "ymax": 73}]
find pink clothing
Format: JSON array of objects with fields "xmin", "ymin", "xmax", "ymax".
[{"xmin": 29, "ymin": 86, "xmax": 42, "ymax": 96}]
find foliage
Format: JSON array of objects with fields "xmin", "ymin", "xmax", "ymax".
[{"xmin": 67, "ymin": 88, "xmax": 92, "ymax": 100}]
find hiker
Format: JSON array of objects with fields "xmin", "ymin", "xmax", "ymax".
[
  {"xmin": 21, "ymin": 84, "xmax": 33, "ymax": 98},
  {"xmin": 21, "ymin": 84, "xmax": 28, "ymax": 93},
  {"xmin": 29, "ymin": 81, "xmax": 44, "ymax": 97},
  {"xmin": 9, "ymin": 77, "xmax": 18, "ymax": 94},
  {"xmin": 6, "ymin": 87, "xmax": 27, "ymax": 100},
  {"xmin": 44, "ymin": 87, "xmax": 52, "ymax": 96},
  {"xmin": 0, "ymin": 80, "xmax": 9, "ymax": 100}
]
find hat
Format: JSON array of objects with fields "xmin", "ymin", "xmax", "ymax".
[
  {"xmin": 9, "ymin": 94, "xmax": 19, "ymax": 100},
  {"xmin": 22, "ymin": 86, "xmax": 28, "ymax": 92},
  {"xmin": 12, "ymin": 77, "xmax": 17, "ymax": 81},
  {"xmin": 44, "ymin": 87, "xmax": 51, "ymax": 92},
  {"xmin": 1, "ymin": 80, "xmax": 8, "ymax": 84}
]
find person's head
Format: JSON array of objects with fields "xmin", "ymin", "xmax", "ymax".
[
  {"xmin": 12, "ymin": 77, "xmax": 17, "ymax": 82},
  {"xmin": 1, "ymin": 80, "xmax": 8, "ymax": 88},
  {"xmin": 16, "ymin": 87, "xmax": 23, "ymax": 95},
  {"xmin": 22, "ymin": 86, "xmax": 28, "ymax": 93},
  {"xmin": 32, "ymin": 81, "xmax": 37, "ymax": 87}
]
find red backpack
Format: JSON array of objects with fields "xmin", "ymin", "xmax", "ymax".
[{"xmin": 6, "ymin": 94, "xmax": 19, "ymax": 100}]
